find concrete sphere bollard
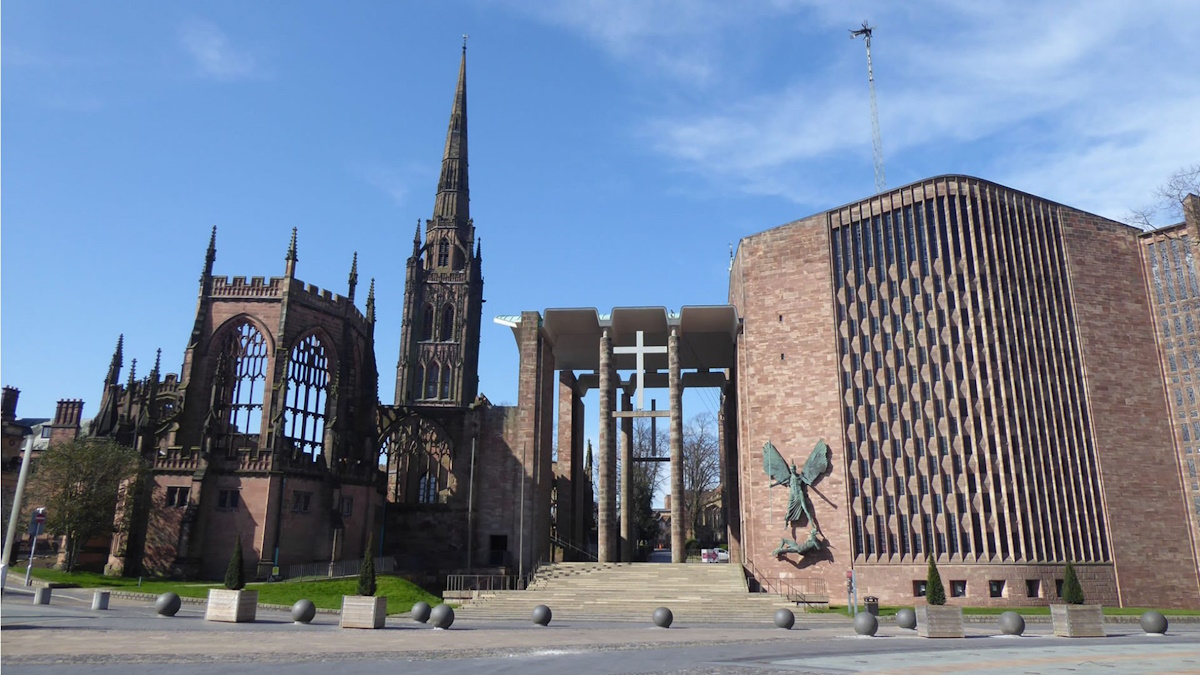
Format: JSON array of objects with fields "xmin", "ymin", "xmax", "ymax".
[
  {"xmin": 998, "ymin": 611, "xmax": 1025, "ymax": 636},
  {"xmin": 652, "ymin": 606, "xmax": 674, "ymax": 628},
  {"xmin": 155, "ymin": 592, "xmax": 181, "ymax": 617},
  {"xmin": 291, "ymin": 599, "xmax": 316, "ymax": 624},
  {"xmin": 895, "ymin": 607, "xmax": 917, "ymax": 630},
  {"xmin": 853, "ymin": 611, "xmax": 878, "ymax": 636},
  {"xmin": 1140, "ymin": 611, "xmax": 1168, "ymax": 635},
  {"xmin": 532, "ymin": 604, "xmax": 552, "ymax": 626},
  {"xmin": 430, "ymin": 603, "xmax": 455, "ymax": 629},
  {"xmin": 411, "ymin": 601, "xmax": 432, "ymax": 623},
  {"xmin": 774, "ymin": 608, "xmax": 795, "ymax": 629}
]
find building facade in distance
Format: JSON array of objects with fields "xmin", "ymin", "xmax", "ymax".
[{"xmin": 729, "ymin": 176, "xmax": 1200, "ymax": 609}]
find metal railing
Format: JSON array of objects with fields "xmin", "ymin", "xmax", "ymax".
[
  {"xmin": 550, "ymin": 535, "xmax": 597, "ymax": 562},
  {"xmin": 743, "ymin": 559, "xmax": 828, "ymax": 606},
  {"xmin": 283, "ymin": 556, "xmax": 396, "ymax": 581},
  {"xmin": 445, "ymin": 573, "xmax": 528, "ymax": 594}
]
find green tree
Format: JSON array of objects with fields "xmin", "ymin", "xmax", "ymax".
[
  {"xmin": 1061, "ymin": 561, "xmax": 1085, "ymax": 604},
  {"xmin": 27, "ymin": 438, "xmax": 143, "ymax": 572},
  {"xmin": 224, "ymin": 536, "xmax": 245, "ymax": 590},
  {"xmin": 925, "ymin": 556, "xmax": 946, "ymax": 605},
  {"xmin": 358, "ymin": 532, "xmax": 377, "ymax": 596}
]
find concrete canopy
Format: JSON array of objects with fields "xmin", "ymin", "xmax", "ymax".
[{"xmin": 496, "ymin": 306, "xmax": 740, "ymax": 372}]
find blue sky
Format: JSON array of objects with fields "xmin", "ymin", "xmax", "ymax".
[{"xmin": 3, "ymin": 0, "xmax": 1199, "ymax": 425}]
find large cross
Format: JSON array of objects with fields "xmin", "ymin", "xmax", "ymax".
[{"xmin": 613, "ymin": 330, "xmax": 667, "ymax": 411}]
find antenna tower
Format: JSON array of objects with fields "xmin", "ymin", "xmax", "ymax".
[{"xmin": 850, "ymin": 20, "xmax": 886, "ymax": 193}]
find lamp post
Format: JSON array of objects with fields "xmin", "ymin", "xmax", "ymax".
[{"xmin": 1, "ymin": 435, "xmax": 37, "ymax": 594}]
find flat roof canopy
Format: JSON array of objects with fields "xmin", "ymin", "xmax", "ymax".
[{"xmin": 496, "ymin": 306, "xmax": 740, "ymax": 372}]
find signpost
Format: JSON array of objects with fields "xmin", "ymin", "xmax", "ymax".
[{"xmin": 24, "ymin": 508, "xmax": 46, "ymax": 587}]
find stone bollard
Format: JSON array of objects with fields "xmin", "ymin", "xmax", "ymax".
[
  {"xmin": 291, "ymin": 599, "xmax": 316, "ymax": 624},
  {"xmin": 998, "ymin": 611, "xmax": 1025, "ymax": 636},
  {"xmin": 774, "ymin": 608, "xmax": 795, "ymax": 629},
  {"xmin": 895, "ymin": 607, "xmax": 917, "ymax": 630},
  {"xmin": 155, "ymin": 592, "xmax": 182, "ymax": 617},
  {"xmin": 411, "ymin": 601, "xmax": 431, "ymax": 623},
  {"xmin": 33, "ymin": 587, "xmax": 52, "ymax": 605},
  {"xmin": 430, "ymin": 603, "xmax": 455, "ymax": 629},
  {"xmin": 532, "ymin": 604, "xmax": 552, "ymax": 626},
  {"xmin": 652, "ymin": 607, "xmax": 673, "ymax": 628},
  {"xmin": 853, "ymin": 611, "xmax": 878, "ymax": 636},
  {"xmin": 1140, "ymin": 611, "xmax": 1168, "ymax": 635},
  {"xmin": 92, "ymin": 590, "xmax": 111, "ymax": 610}
]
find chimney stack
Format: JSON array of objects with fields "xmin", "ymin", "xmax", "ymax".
[
  {"xmin": 1, "ymin": 386, "xmax": 18, "ymax": 423},
  {"xmin": 50, "ymin": 399, "xmax": 84, "ymax": 446}
]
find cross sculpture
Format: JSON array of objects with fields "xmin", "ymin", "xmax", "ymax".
[{"xmin": 613, "ymin": 330, "xmax": 667, "ymax": 410}]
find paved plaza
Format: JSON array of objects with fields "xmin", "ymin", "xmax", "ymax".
[{"xmin": 3, "ymin": 583, "xmax": 1199, "ymax": 674}]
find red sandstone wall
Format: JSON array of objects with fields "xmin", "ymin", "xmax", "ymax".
[
  {"xmin": 1062, "ymin": 211, "xmax": 1200, "ymax": 608},
  {"xmin": 730, "ymin": 214, "xmax": 853, "ymax": 597}
]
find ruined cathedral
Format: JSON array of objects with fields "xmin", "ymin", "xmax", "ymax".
[{"xmin": 61, "ymin": 47, "xmax": 574, "ymax": 581}]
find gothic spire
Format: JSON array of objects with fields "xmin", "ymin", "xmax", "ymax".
[
  {"xmin": 200, "ymin": 226, "xmax": 217, "ymax": 286},
  {"xmin": 348, "ymin": 251, "xmax": 359, "ymax": 301},
  {"xmin": 366, "ymin": 278, "xmax": 376, "ymax": 325},
  {"xmin": 432, "ymin": 44, "xmax": 469, "ymax": 227},
  {"xmin": 105, "ymin": 334, "xmax": 125, "ymax": 387},
  {"xmin": 413, "ymin": 219, "xmax": 422, "ymax": 256},
  {"xmin": 285, "ymin": 227, "xmax": 298, "ymax": 278}
]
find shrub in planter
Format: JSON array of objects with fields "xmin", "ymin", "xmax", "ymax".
[
  {"xmin": 206, "ymin": 536, "xmax": 257, "ymax": 622},
  {"xmin": 1052, "ymin": 562, "xmax": 1103, "ymax": 637},
  {"xmin": 342, "ymin": 532, "xmax": 385, "ymax": 629},
  {"xmin": 925, "ymin": 556, "xmax": 946, "ymax": 606}
]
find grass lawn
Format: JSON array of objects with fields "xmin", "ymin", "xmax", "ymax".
[{"xmin": 29, "ymin": 569, "xmax": 442, "ymax": 614}]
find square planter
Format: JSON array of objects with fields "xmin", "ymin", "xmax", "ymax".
[
  {"xmin": 205, "ymin": 589, "xmax": 258, "ymax": 623},
  {"xmin": 341, "ymin": 595, "xmax": 387, "ymax": 629},
  {"xmin": 1051, "ymin": 604, "xmax": 1104, "ymax": 637},
  {"xmin": 915, "ymin": 605, "xmax": 965, "ymax": 638}
]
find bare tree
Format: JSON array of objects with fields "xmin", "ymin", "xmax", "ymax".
[
  {"xmin": 1127, "ymin": 163, "xmax": 1200, "ymax": 230},
  {"xmin": 682, "ymin": 412, "xmax": 721, "ymax": 546},
  {"xmin": 27, "ymin": 438, "xmax": 144, "ymax": 572},
  {"xmin": 625, "ymin": 418, "xmax": 666, "ymax": 555}
]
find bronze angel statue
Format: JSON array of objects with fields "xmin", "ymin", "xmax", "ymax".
[{"xmin": 763, "ymin": 439, "xmax": 830, "ymax": 526}]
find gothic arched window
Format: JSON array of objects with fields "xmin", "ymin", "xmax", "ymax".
[
  {"xmin": 425, "ymin": 363, "xmax": 440, "ymax": 400},
  {"xmin": 440, "ymin": 304, "xmax": 454, "ymax": 342},
  {"xmin": 413, "ymin": 364, "xmax": 425, "ymax": 401},
  {"xmin": 283, "ymin": 333, "xmax": 330, "ymax": 459},
  {"xmin": 218, "ymin": 321, "xmax": 268, "ymax": 444},
  {"xmin": 440, "ymin": 366, "xmax": 451, "ymax": 400},
  {"xmin": 420, "ymin": 304, "xmax": 434, "ymax": 341},
  {"xmin": 437, "ymin": 239, "xmax": 450, "ymax": 268},
  {"xmin": 418, "ymin": 472, "xmax": 437, "ymax": 503}
]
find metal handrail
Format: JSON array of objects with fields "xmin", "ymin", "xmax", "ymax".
[
  {"xmin": 743, "ymin": 559, "xmax": 828, "ymax": 605},
  {"xmin": 550, "ymin": 535, "xmax": 597, "ymax": 562}
]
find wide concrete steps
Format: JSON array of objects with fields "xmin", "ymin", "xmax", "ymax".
[{"xmin": 454, "ymin": 562, "xmax": 803, "ymax": 623}]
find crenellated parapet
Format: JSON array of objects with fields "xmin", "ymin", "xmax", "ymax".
[{"xmin": 211, "ymin": 276, "xmax": 286, "ymax": 298}]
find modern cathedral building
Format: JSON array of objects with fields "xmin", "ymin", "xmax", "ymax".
[{"xmin": 728, "ymin": 177, "xmax": 1200, "ymax": 608}]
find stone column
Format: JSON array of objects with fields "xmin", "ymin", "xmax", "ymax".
[
  {"xmin": 598, "ymin": 330, "xmax": 616, "ymax": 562},
  {"xmin": 620, "ymin": 388, "xmax": 633, "ymax": 562},
  {"xmin": 669, "ymin": 329, "xmax": 685, "ymax": 563},
  {"xmin": 556, "ymin": 372, "xmax": 578, "ymax": 558}
]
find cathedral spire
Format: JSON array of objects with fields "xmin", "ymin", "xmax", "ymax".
[
  {"xmin": 366, "ymin": 278, "xmax": 376, "ymax": 325},
  {"xmin": 200, "ymin": 226, "xmax": 217, "ymax": 286},
  {"xmin": 105, "ymin": 334, "xmax": 125, "ymax": 387},
  {"xmin": 348, "ymin": 251, "xmax": 359, "ymax": 301},
  {"xmin": 432, "ymin": 44, "xmax": 469, "ymax": 227},
  {"xmin": 285, "ymin": 227, "xmax": 298, "ymax": 278},
  {"xmin": 413, "ymin": 219, "xmax": 422, "ymax": 257}
]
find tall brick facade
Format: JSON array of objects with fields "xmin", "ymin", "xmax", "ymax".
[{"xmin": 730, "ymin": 176, "xmax": 1200, "ymax": 609}]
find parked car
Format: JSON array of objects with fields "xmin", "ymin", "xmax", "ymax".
[{"xmin": 700, "ymin": 547, "xmax": 730, "ymax": 563}]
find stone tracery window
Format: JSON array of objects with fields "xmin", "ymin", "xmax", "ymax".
[
  {"xmin": 425, "ymin": 363, "xmax": 440, "ymax": 400},
  {"xmin": 440, "ymin": 304, "xmax": 455, "ymax": 342},
  {"xmin": 421, "ymin": 304, "xmax": 435, "ymax": 341},
  {"xmin": 283, "ymin": 333, "xmax": 330, "ymax": 459},
  {"xmin": 383, "ymin": 415, "xmax": 453, "ymax": 504},
  {"xmin": 437, "ymin": 239, "xmax": 450, "ymax": 268},
  {"xmin": 418, "ymin": 472, "xmax": 437, "ymax": 503},
  {"xmin": 217, "ymin": 321, "xmax": 268, "ymax": 443}
]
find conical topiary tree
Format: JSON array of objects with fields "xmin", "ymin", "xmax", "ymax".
[
  {"xmin": 1061, "ymin": 561, "xmax": 1085, "ymax": 604},
  {"xmin": 926, "ymin": 556, "xmax": 946, "ymax": 605},
  {"xmin": 224, "ymin": 537, "xmax": 245, "ymax": 591},
  {"xmin": 358, "ymin": 532, "xmax": 377, "ymax": 597}
]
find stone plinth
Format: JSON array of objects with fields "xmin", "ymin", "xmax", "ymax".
[
  {"xmin": 340, "ymin": 595, "xmax": 386, "ymax": 629},
  {"xmin": 915, "ymin": 605, "xmax": 964, "ymax": 638}
]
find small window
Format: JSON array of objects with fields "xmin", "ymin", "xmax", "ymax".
[
  {"xmin": 340, "ymin": 496, "xmax": 354, "ymax": 517},
  {"xmin": 1055, "ymin": 579, "xmax": 1064, "ymax": 598},
  {"xmin": 1025, "ymin": 579, "xmax": 1040, "ymax": 598},
  {"xmin": 292, "ymin": 491, "xmax": 312, "ymax": 513},
  {"xmin": 217, "ymin": 489, "xmax": 240, "ymax": 510},
  {"xmin": 989, "ymin": 580, "xmax": 1005, "ymax": 598},
  {"xmin": 951, "ymin": 580, "xmax": 967, "ymax": 598},
  {"xmin": 913, "ymin": 580, "xmax": 927, "ymax": 597},
  {"xmin": 40, "ymin": 426, "xmax": 51, "ymax": 438},
  {"xmin": 166, "ymin": 486, "xmax": 190, "ymax": 507}
]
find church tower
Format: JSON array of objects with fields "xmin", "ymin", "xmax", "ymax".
[{"xmin": 395, "ymin": 45, "xmax": 483, "ymax": 408}]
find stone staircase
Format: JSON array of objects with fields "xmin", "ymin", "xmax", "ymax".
[{"xmin": 452, "ymin": 562, "xmax": 807, "ymax": 623}]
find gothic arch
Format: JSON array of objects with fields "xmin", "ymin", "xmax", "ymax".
[
  {"xmin": 421, "ymin": 303, "xmax": 435, "ymax": 341},
  {"xmin": 281, "ymin": 330, "xmax": 335, "ymax": 460},
  {"xmin": 439, "ymin": 303, "xmax": 455, "ymax": 342},
  {"xmin": 379, "ymin": 412, "xmax": 454, "ymax": 504},
  {"xmin": 209, "ymin": 317, "xmax": 274, "ymax": 450},
  {"xmin": 424, "ymin": 362, "xmax": 441, "ymax": 400}
]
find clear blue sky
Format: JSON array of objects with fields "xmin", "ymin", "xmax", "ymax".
[{"xmin": 4, "ymin": 0, "xmax": 1199, "ymax": 423}]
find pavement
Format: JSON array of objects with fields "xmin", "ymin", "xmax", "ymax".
[{"xmin": 3, "ymin": 579, "xmax": 1199, "ymax": 674}]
